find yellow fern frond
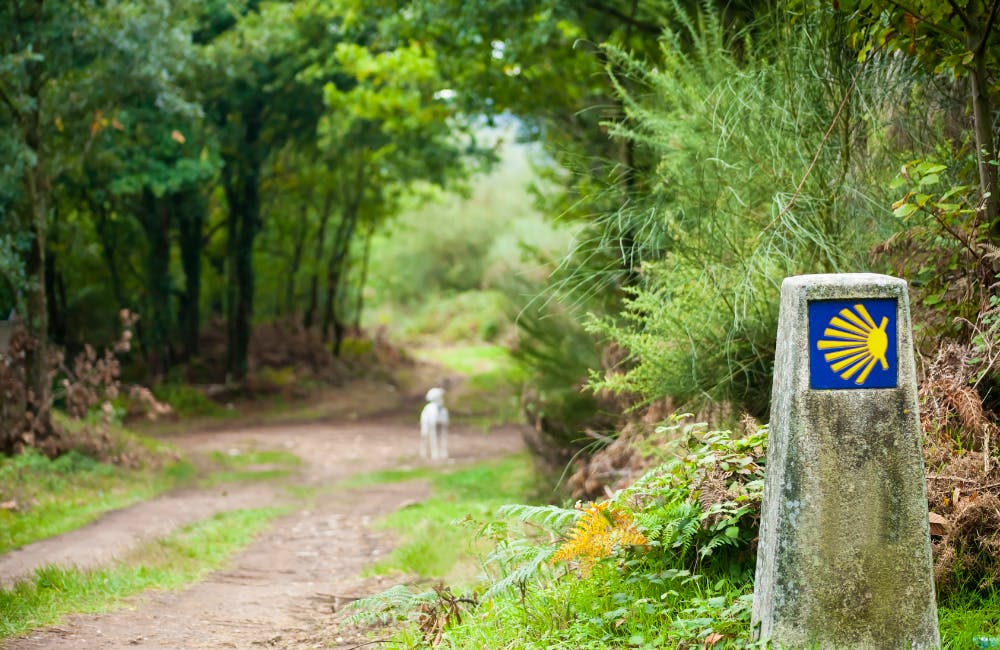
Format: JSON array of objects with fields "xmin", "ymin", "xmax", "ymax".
[{"xmin": 551, "ymin": 502, "xmax": 647, "ymax": 575}]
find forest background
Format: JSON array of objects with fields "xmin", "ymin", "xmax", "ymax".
[{"xmin": 2, "ymin": 0, "xmax": 1000, "ymax": 647}]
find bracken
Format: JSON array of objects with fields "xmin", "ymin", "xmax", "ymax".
[{"xmin": 551, "ymin": 501, "xmax": 647, "ymax": 576}]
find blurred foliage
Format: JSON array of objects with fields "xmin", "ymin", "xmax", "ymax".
[
  {"xmin": 363, "ymin": 138, "xmax": 573, "ymax": 349},
  {"xmin": 583, "ymin": 4, "xmax": 934, "ymax": 416},
  {"xmin": 0, "ymin": 0, "xmax": 486, "ymax": 416}
]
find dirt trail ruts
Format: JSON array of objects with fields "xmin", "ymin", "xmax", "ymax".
[{"xmin": 3, "ymin": 415, "xmax": 524, "ymax": 649}]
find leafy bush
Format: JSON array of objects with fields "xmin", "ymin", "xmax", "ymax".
[
  {"xmin": 619, "ymin": 419, "xmax": 766, "ymax": 572},
  {"xmin": 506, "ymin": 274, "xmax": 617, "ymax": 475},
  {"xmin": 388, "ymin": 290, "xmax": 512, "ymax": 344}
]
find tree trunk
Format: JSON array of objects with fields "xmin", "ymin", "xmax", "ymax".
[
  {"xmin": 223, "ymin": 177, "xmax": 261, "ymax": 381},
  {"xmin": 140, "ymin": 190, "xmax": 174, "ymax": 376},
  {"xmin": 22, "ymin": 202, "xmax": 51, "ymax": 441},
  {"xmin": 303, "ymin": 191, "xmax": 334, "ymax": 330},
  {"xmin": 321, "ymin": 206, "xmax": 360, "ymax": 353},
  {"xmin": 284, "ymin": 205, "xmax": 309, "ymax": 316},
  {"xmin": 352, "ymin": 218, "xmax": 375, "ymax": 332},
  {"xmin": 176, "ymin": 190, "xmax": 206, "ymax": 360},
  {"xmin": 320, "ymin": 260, "xmax": 349, "ymax": 356},
  {"xmin": 321, "ymin": 263, "xmax": 339, "ymax": 344},
  {"xmin": 95, "ymin": 204, "xmax": 127, "ymax": 311},
  {"xmin": 44, "ymin": 238, "xmax": 67, "ymax": 346},
  {"xmin": 21, "ymin": 53, "xmax": 54, "ymax": 445},
  {"xmin": 970, "ymin": 48, "xmax": 999, "ymax": 231},
  {"xmin": 222, "ymin": 100, "xmax": 264, "ymax": 382}
]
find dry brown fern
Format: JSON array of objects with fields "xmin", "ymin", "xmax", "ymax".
[
  {"xmin": 919, "ymin": 343, "xmax": 994, "ymax": 457},
  {"xmin": 416, "ymin": 584, "xmax": 477, "ymax": 647}
]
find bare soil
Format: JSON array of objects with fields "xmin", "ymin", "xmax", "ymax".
[{"xmin": 2, "ymin": 384, "xmax": 524, "ymax": 649}]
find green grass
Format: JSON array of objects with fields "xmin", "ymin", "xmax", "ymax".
[
  {"xmin": 358, "ymin": 454, "xmax": 537, "ymax": 582},
  {"xmin": 152, "ymin": 383, "xmax": 231, "ymax": 419},
  {"xmin": 207, "ymin": 448, "xmax": 302, "ymax": 469},
  {"xmin": 0, "ymin": 437, "xmax": 296, "ymax": 555},
  {"xmin": 940, "ymin": 588, "xmax": 1000, "ymax": 649},
  {"xmin": 428, "ymin": 563, "xmax": 755, "ymax": 650},
  {"xmin": 0, "ymin": 507, "xmax": 282, "ymax": 639},
  {"xmin": 0, "ymin": 449, "xmax": 193, "ymax": 554},
  {"xmin": 200, "ymin": 448, "xmax": 302, "ymax": 486},
  {"xmin": 412, "ymin": 343, "xmax": 519, "ymax": 377},
  {"xmin": 340, "ymin": 466, "xmax": 438, "ymax": 489}
]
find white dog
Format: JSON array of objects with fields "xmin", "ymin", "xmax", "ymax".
[{"xmin": 420, "ymin": 387, "xmax": 449, "ymax": 460}]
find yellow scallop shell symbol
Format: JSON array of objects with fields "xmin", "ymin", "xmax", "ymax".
[{"xmin": 817, "ymin": 304, "xmax": 889, "ymax": 385}]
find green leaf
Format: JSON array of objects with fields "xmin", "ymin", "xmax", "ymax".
[{"xmin": 923, "ymin": 294, "xmax": 943, "ymax": 306}]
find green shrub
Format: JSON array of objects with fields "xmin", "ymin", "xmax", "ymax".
[
  {"xmin": 152, "ymin": 383, "xmax": 224, "ymax": 418},
  {"xmin": 584, "ymin": 3, "xmax": 912, "ymax": 416},
  {"xmin": 509, "ymin": 279, "xmax": 611, "ymax": 462},
  {"xmin": 392, "ymin": 290, "xmax": 513, "ymax": 344}
]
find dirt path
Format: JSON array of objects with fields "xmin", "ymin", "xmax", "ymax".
[{"xmin": 3, "ymin": 412, "xmax": 524, "ymax": 649}]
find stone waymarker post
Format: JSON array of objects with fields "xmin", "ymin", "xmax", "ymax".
[{"xmin": 751, "ymin": 274, "xmax": 939, "ymax": 649}]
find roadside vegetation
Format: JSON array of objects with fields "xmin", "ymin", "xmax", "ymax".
[
  {"xmin": 0, "ymin": 449, "xmax": 189, "ymax": 554},
  {"xmin": 354, "ymin": 454, "xmax": 538, "ymax": 583},
  {"xmin": 339, "ymin": 1, "xmax": 1000, "ymax": 648},
  {"xmin": 3, "ymin": 0, "xmax": 1000, "ymax": 648},
  {"xmin": 0, "ymin": 508, "xmax": 282, "ymax": 639},
  {"xmin": 0, "ymin": 434, "xmax": 300, "ymax": 557}
]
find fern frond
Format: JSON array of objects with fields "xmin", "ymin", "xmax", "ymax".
[
  {"xmin": 661, "ymin": 501, "xmax": 701, "ymax": 559},
  {"xmin": 497, "ymin": 503, "xmax": 581, "ymax": 532},
  {"xmin": 482, "ymin": 543, "xmax": 555, "ymax": 601},
  {"xmin": 345, "ymin": 584, "xmax": 437, "ymax": 626},
  {"xmin": 550, "ymin": 502, "xmax": 648, "ymax": 575},
  {"xmin": 699, "ymin": 531, "xmax": 740, "ymax": 558}
]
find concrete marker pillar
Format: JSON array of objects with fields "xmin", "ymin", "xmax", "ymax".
[{"xmin": 751, "ymin": 273, "xmax": 939, "ymax": 648}]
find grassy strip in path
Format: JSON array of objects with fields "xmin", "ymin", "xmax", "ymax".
[
  {"xmin": 0, "ymin": 507, "xmax": 283, "ymax": 639},
  {"xmin": 352, "ymin": 454, "xmax": 538, "ymax": 583},
  {"xmin": 0, "ymin": 449, "xmax": 194, "ymax": 555},
  {"xmin": 199, "ymin": 448, "xmax": 302, "ymax": 487},
  {"xmin": 0, "ymin": 444, "xmax": 301, "ymax": 555}
]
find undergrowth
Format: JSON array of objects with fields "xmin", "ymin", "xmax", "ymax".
[
  {"xmin": 152, "ymin": 383, "xmax": 230, "ymax": 418},
  {"xmin": 351, "ymin": 419, "xmax": 1000, "ymax": 649},
  {"xmin": 356, "ymin": 454, "xmax": 538, "ymax": 584},
  {"xmin": 0, "ymin": 507, "xmax": 283, "ymax": 639},
  {"xmin": 348, "ymin": 421, "xmax": 767, "ymax": 648}
]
